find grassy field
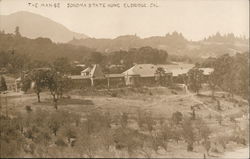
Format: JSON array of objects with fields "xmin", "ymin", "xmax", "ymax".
[{"xmin": 1, "ymin": 85, "xmax": 249, "ymax": 158}]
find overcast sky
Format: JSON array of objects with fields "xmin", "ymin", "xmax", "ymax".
[{"xmin": 0, "ymin": 0, "xmax": 249, "ymax": 40}]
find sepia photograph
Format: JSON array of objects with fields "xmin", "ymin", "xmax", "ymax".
[{"xmin": 0, "ymin": 0, "xmax": 249, "ymax": 158}]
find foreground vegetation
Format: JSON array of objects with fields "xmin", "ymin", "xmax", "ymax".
[{"xmin": 0, "ymin": 86, "xmax": 249, "ymax": 158}]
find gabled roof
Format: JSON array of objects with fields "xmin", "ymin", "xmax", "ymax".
[
  {"xmin": 122, "ymin": 64, "xmax": 157, "ymax": 77},
  {"xmin": 91, "ymin": 64, "xmax": 105, "ymax": 79},
  {"xmin": 81, "ymin": 67, "xmax": 91, "ymax": 73},
  {"xmin": 81, "ymin": 64, "xmax": 105, "ymax": 79}
]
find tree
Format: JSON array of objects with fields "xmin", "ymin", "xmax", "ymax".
[
  {"xmin": 85, "ymin": 52, "xmax": 104, "ymax": 66},
  {"xmin": 171, "ymin": 111, "xmax": 183, "ymax": 125},
  {"xmin": 48, "ymin": 115, "xmax": 61, "ymax": 136},
  {"xmin": 187, "ymin": 68, "xmax": 203, "ymax": 94},
  {"xmin": 46, "ymin": 70, "xmax": 62, "ymax": 110},
  {"xmin": 30, "ymin": 69, "xmax": 49, "ymax": 102},
  {"xmin": 45, "ymin": 70, "xmax": 70, "ymax": 109},
  {"xmin": 160, "ymin": 123, "xmax": 173, "ymax": 151},
  {"xmin": 182, "ymin": 117, "xmax": 196, "ymax": 151},
  {"xmin": 202, "ymin": 52, "xmax": 249, "ymax": 99},
  {"xmin": 195, "ymin": 118, "xmax": 212, "ymax": 156},
  {"xmin": 53, "ymin": 57, "xmax": 71, "ymax": 75},
  {"xmin": 22, "ymin": 69, "xmax": 50, "ymax": 102},
  {"xmin": 0, "ymin": 76, "xmax": 7, "ymax": 92},
  {"xmin": 15, "ymin": 26, "xmax": 21, "ymax": 37},
  {"xmin": 208, "ymin": 72, "xmax": 217, "ymax": 99},
  {"xmin": 155, "ymin": 67, "xmax": 166, "ymax": 86}
]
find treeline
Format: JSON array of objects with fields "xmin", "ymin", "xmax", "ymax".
[
  {"xmin": 204, "ymin": 32, "xmax": 248, "ymax": 44},
  {"xmin": 199, "ymin": 52, "xmax": 249, "ymax": 98},
  {"xmin": 69, "ymin": 32, "xmax": 187, "ymax": 53},
  {"xmin": 105, "ymin": 47, "xmax": 168, "ymax": 68},
  {"xmin": 0, "ymin": 31, "xmax": 168, "ymax": 74}
]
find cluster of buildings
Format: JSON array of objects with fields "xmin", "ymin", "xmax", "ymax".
[{"xmin": 69, "ymin": 63, "xmax": 214, "ymax": 88}]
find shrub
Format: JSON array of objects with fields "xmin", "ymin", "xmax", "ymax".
[
  {"xmin": 111, "ymin": 92, "xmax": 118, "ymax": 97},
  {"xmin": 0, "ymin": 115, "xmax": 25, "ymax": 157},
  {"xmin": 113, "ymin": 127, "xmax": 144, "ymax": 157},
  {"xmin": 135, "ymin": 110, "xmax": 156, "ymax": 132},
  {"xmin": 217, "ymin": 136, "xmax": 228, "ymax": 150},
  {"xmin": 75, "ymin": 133, "xmax": 99, "ymax": 158},
  {"xmin": 61, "ymin": 126, "xmax": 77, "ymax": 144},
  {"xmin": 182, "ymin": 117, "xmax": 196, "ymax": 151},
  {"xmin": 33, "ymin": 128, "xmax": 51, "ymax": 146},
  {"xmin": 48, "ymin": 115, "xmax": 62, "ymax": 136},
  {"xmin": 159, "ymin": 123, "xmax": 173, "ymax": 151},
  {"xmin": 171, "ymin": 111, "xmax": 183, "ymax": 125},
  {"xmin": 55, "ymin": 138, "xmax": 67, "ymax": 147},
  {"xmin": 194, "ymin": 117, "xmax": 211, "ymax": 141},
  {"xmin": 25, "ymin": 105, "xmax": 32, "ymax": 113},
  {"xmin": 144, "ymin": 112, "xmax": 156, "ymax": 132},
  {"xmin": 120, "ymin": 112, "xmax": 128, "ymax": 128},
  {"xmin": 202, "ymin": 139, "xmax": 211, "ymax": 156},
  {"xmin": 85, "ymin": 110, "xmax": 112, "ymax": 134}
]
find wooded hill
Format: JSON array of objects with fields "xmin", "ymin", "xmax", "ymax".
[
  {"xmin": 0, "ymin": 32, "xmax": 93, "ymax": 62},
  {"xmin": 69, "ymin": 32, "xmax": 249, "ymax": 58}
]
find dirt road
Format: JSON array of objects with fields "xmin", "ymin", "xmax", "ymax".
[{"xmin": 221, "ymin": 147, "xmax": 249, "ymax": 158}]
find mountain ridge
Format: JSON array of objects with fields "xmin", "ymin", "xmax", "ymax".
[
  {"xmin": 69, "ymin": 32, "xmax": 249, "ymax": 58},
  {"xmin": 0, "ymin": 11, "xmax": 88, "ymax": 43}
]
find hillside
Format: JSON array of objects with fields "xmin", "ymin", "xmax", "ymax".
[
  {"xmin": 69, "ymin": 32, "xmax": 249, "ymax": 58},
  {"xmin": 0, "ymin": 32, "xmax": 93, "ymax": 62},
  {"xmin": 0, "ymin": 11, "xmax": 88, "ymax": 43}
]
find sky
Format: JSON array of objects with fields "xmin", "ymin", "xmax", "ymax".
[{"xmin": 0, "ymin": 0, "xmax": 249, "ymax": 41}]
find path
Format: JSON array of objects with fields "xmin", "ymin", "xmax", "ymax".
[
  {"xmin": 182, "ymin": 84, "xmax": 226, "ymax": 118},
  {"xmin": 221, "ymin": 147, "xmax": 249, "ymax": 158}
]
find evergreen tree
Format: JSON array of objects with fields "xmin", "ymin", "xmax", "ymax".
[
  {"xmin": 15, "ymin": 26, "xmax": 21, "ymax": 37},
  {"xmin": 187, "ymin": 68, "xmax": 203, "ymax": 94},
  {"xmin": 0, "ymin": 76, "xmax": 8, "ymax": 92}
]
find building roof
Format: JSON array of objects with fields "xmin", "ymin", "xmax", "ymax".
[
  {"xmin": 171, "ymin": 68, "xmax": 190, "ymax": 76},
  {"xmin": 199, "ymin": 68, "xmax": 214, "ymax": 75},
  {"xmin": 158, "ymin": 63, "xmax": 194, "ymax": 77},
  {"xmin": 155, "ymin": 65, "xmax": 174, "ymax": 74},
  {"xmin": 91, "ymin": 64, "xmax": 105, "ymax": 79},
  {"xmin": 81, "ymin": 64, "xmax": 105, "ymax": 79},
  {"xmin": 122, "ymin": 63, "xmax": 195, "ymax": 78},
  {"xmin": 81, "ymin": 67, "xmax": 91, "ymax": 73},
  {"xmin": 122, "ymin": 64, "xmax": 157, "ymax": 77}
]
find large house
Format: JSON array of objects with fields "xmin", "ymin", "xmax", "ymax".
[
  {"xmin": 69, "ymin": 63, "xmax": 213, "ymax": 88},
  {"xmin": 122, "ymin": 64, "xmax": 173, "ymax": 86},
  {"xmin": 70, "ymin": 64, "xmax": 125, "ymax": 87},
  {"xmin": 122, "ymin": 64, "xmax": 157, "ymax": 86}
]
